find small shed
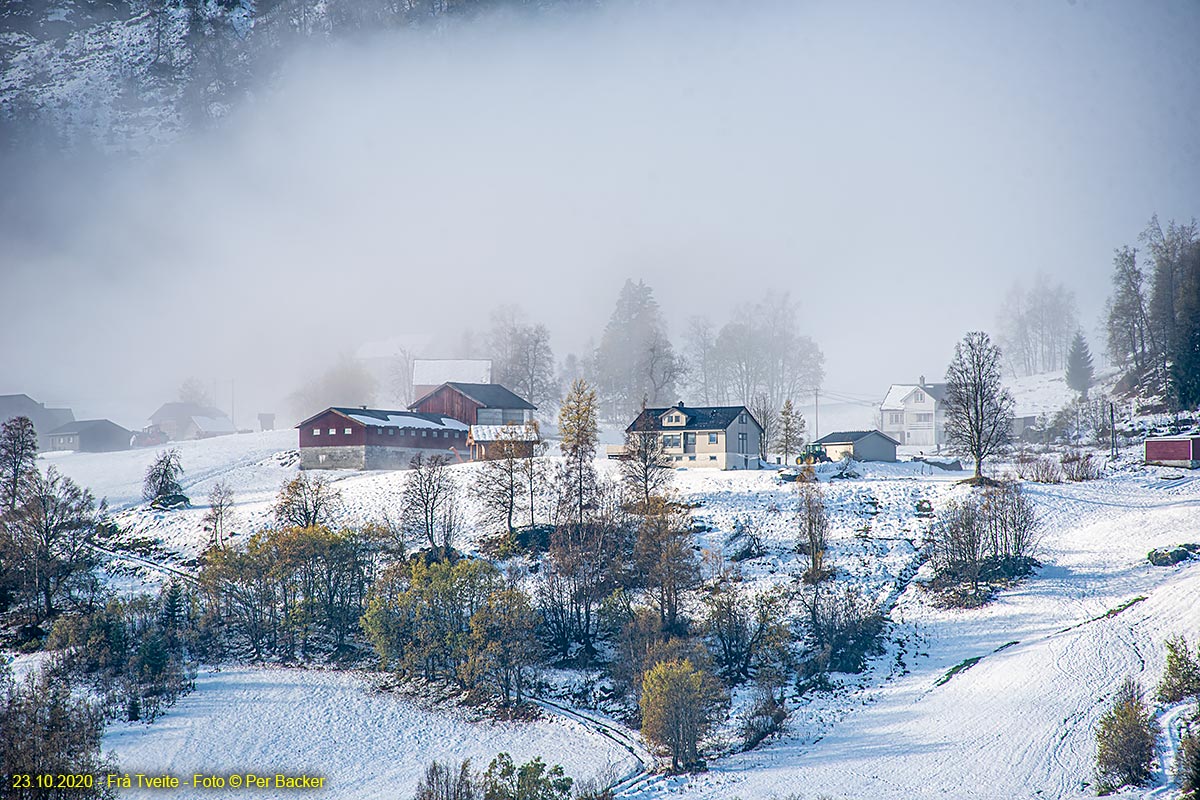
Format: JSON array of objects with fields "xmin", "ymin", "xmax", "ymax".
[
  {"xmin": 1145, "ymin": 436, "xmax": 1200, "ymax": 468},
  {"xmin": 813, "ymin": 430, "xmax": 899, "ymax": 463}
]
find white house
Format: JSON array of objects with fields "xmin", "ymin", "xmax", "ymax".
[{"xmin": 879, "ymin": 377, "xmax": 948, "ymax": 449}]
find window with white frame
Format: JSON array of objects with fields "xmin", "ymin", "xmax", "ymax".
[
  {"xmin": 328, "ymin": 428, "xmax": 336, "ymax": 435},
  {"xmin": 313, "ymin": 428, "xmax": 321, "ymax": 436},
  {"xmin": 663, "ymin": 434, "xmax": 681, "ymax": 448},
  {"xmin": 344, "ymin": 428, "xmax": 352, "ymax": 435},
  {"xmin": 708, "ymin": 432, "xmax": 718, "ymax": 444}
]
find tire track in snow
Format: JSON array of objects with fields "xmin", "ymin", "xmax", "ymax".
[{"xmin": 530, "ymin": 697, "xmax": 653, "ymax": 795}]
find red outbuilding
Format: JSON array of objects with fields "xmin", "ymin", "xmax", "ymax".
[{"xmin": 1144, "ymin": 435, "xmax": 1200, "ymax": 469}]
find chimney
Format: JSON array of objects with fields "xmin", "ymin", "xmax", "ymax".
[
  {"xmin": 919, "ymin": 375, "xmax": 925, "ymax": 387},
  {"xmin": 677, "ymin": 401, "xmax": 685, "ymax": 409}
]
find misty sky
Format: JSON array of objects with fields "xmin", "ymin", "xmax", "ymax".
[{"xmin": 2, "ymin": 0, "xmax": 1198, "ymax": 431}]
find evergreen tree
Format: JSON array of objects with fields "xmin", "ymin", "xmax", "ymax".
[
  {"xmin": 592, "ymin": 280, "xmax": 682, "ymax": 420},
  {"xmin": 0, "ymin": 415, "xmax": 38, "ymax": 512},
  {"xmin": 1064, "ymin": 331, "xmax": 1095, "ymax": 399},
  {"xmin": 1094, "ymin": 677, "xmax": 1160, "ymax": 793},
  {"xmin": 557, "ymin": 379, "xmax": 598, "ymax": 526},
  {"xmin": 777, "ymin": 399, "xmax": 805, "ymax": 466}
]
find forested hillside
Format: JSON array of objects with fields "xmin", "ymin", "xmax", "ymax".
[{"xmin": 0, "ymin": 0, "xmax": 569, "ymax": 152}]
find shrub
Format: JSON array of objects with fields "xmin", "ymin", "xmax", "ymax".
[
  {"xmin": 1027, "ymin": 456, "xmax": 1063, "ymax": 484},
  {"xmin": 1156, "ymin": 635, "xmax": 1200, "ymax": 703},
  {"xmin": 640, "ymin": 658, "xmax": 727, "ymax": 772},
  {"xmin": 740, "ymin": 689, "xmax": 787, "ymax": 750},
  {"xmin": 1094, "ymin": 677, "xmax": 1160, "ymax": 793},
  {"xmin": 1062, "ymin": 450, "xmax": 1102, "ymax": 482},
  {"xmin": 803, "ymin": 585, "xmax": 885, "ymax": 678}
]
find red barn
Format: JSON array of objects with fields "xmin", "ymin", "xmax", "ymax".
[
  {"xmin": 1144, "ymin": 436, "xmax": 1200, "ymax": 468},
  {"xmin": 409, "ymin": 382, "xmax": 536, "ymax": 426},
  {"xmin": 296, "ymin": 407, "xmax": 469, "ymax": 470}
]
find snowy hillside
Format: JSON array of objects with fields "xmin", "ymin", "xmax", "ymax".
[{"xmin": 28, "ymin": 432, "xmax": 1200, "ymax": 799}]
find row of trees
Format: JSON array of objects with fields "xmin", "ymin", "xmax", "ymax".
[
  {"xmin": 1105, "ymin": 216, "xmax": 1200, "ymax": 409},
  {"xmin": 0, "ymin": 416, "xmax": 106, "ymax": 622},
  {"xmin": 996, "ymin": 276, "xmax": 1080, "ymax": 376}
]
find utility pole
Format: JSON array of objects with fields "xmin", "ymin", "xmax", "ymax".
[
  {"xmin": 1110, "ymin": 402, "xmax": 1117, "ymax": 459},
  {"xmin": 814, "ymin": 388, "xmax": 819, "ymax": 441}
]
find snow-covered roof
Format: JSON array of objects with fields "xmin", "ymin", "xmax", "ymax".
[
  {"xmin": 341, "ymin": 410, "xmax": 468, "ymax": 432},
  {"xmin": 880, "ymin": 383, "xmax": 947, "ymax": 410},
  {"xmin": 412, "ymin": 359, "xmax": 492, "ymax": 386},
  {"xmin": 469, "ymin": 424, "xmax": 540, "ymax": 442},
  {"xmin": 191, "ymin": 415, "xmax": 236, "ymax": 434}
]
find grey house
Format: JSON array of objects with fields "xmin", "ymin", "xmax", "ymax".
[
  {"xmin": 47, "ymin": 419, "xmax": 133, "ymax": 453},
  {"xmin": 813, "ymin": 430, "xmax": 899, "ymax": 462},
  {"xmin": 0, "ymin": 393, "xmax": 75, "ymax": 451}
]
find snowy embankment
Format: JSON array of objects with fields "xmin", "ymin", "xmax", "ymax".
[
  {"xmin": 105, "ymin": 667, "xmax": 640, "ymax": 798},
  {"xmin": 626, "ymin": 470, "xmax": 1200, "ymax": 800},
  {"xmin": 35, "ymin": 433, "xmax": 1200, "ymax": 799}
]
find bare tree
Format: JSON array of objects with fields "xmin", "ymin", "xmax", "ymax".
[
  {"xmin": 8, "ymin": 466, "xmax": 102, "ymax": 619},
  {"xmin": 796, "ymin": 481, "xmax": 829, "ymax": 583},
  {"xmin": 402, "ymin": 453, "xmax": 457, "ymax": 556},
  {"xmin": 143, "ymin": 449, "xmax": 184, "ymax": 501},
  {"xmin": 621, "ymin": 404, "xmax": 673, "ymax": 509},
  {"xmin": 178, "ymin": 377, "xmax": 212, "ymax": 407},
  {"xmin": 944, "ymin": 331, "xmax": 1015, "ymax": 479},
  {"xmin": 203, "ymin": 481, "xmax": 235, "ymax": 549},
  {"xmin": 750, "ymin": 394, "xmax": 777, "ymax": 461},
  {"xmin": 273, "ymin": 472, "xmax": 343, "ymax": 529},
  {"xmin": 476, "ymin": 426, "xmax": 528, "ymax": 538}
]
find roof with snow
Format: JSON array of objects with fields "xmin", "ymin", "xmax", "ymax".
[
  {"xmin": 298, "ymin": 407, "xmax": 468, "ymax": 431},
  {"xmin": 880, "ymin": 383, "xmax": 948, "ymax": 410},
  {"xmin": 412, "ymin": 382, "xmax": 536, "ymax": 411},
  {"xmin": 814, "ymin": 430, "xmax": 900, "ymax": 446},
  {"xmin": 469, "ymin": 424, "xmax": 540, "ymax": 442},
  {"xmin": 625, "ymin": 404, "xmax": 759, "ymax": 433},
  {"xmin": 412, "ymin": 359, "xmax": 493, "ymax": 387},
  {"xmin": 191, "ymin": 415, "xmax": 237, "ymax": 435}
]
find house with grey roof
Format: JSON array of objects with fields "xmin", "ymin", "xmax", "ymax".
[
  {"xmin": 879, "ymin": 377, "xmax": 948, "ymax": 449},
  {"xmin": 149, "ymin": 402, "xmax": 235, "ymax": 441},
  {"xmin": 47, "ymin": 419, "xmax": 132, "ymax": 453},
  {"xmin": 621, "ymin": 402, "xmax": 763, "ymax": 470},
  {"xmin": 812, "ymin": 430, "xmax": 899, "ymax": 462},
  {"xmin": 296, "ymin": 406, "xmax": 469, "ymax": 470},
  {"xmin": 0, "ymin": 393, "xmax": 75, "ymax": 451},
  {"xmin": 410, "ymin": 382, "xmax": 536, "ymax": 426}
]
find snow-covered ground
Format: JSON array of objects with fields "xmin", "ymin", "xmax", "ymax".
[
  {"xmin": 23, "ymin": 433, "xmax": 1200, "ymax": 799},
  {"xmin": 105, "ymin": 667, "xmax": 640, "ymax": 798}
]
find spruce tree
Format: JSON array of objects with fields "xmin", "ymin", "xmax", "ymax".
[
  {"xmin": 0, "ymin": 416, "xmax": 38, "ymax": 512},
  {"xmin": 777, "ymin": 399, "xmax": 805, "ymax": 466},
  {"xmin": 1065, "ymin": 331, "xmax": 1095, "ymax": 400},
  {"xmin": 558, "ymin": 379, "xmax": 598, "ymax": 525}
]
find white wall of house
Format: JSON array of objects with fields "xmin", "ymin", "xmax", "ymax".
[{"xmin": 881, "ymin": 386, "xmax": 946, "ymax": 449}]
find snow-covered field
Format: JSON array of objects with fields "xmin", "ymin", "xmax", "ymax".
[
  {"xmin": 25, "ymin": 432, "xmax": 1200, "ymax": 799},
  {"xmin": 105, "ymin": 667, "xmax": 640, "ymax": 798}
]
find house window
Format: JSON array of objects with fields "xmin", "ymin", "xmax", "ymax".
[
  {"xmin": 421, "ymin": 430, "xmax": 427, "ymax": 437},
  {"xmin": 663, "ymin": 434, "xmax": 681, "ymax": 448},
  {"xmin": 912, "ymin": 391, "xmax": 924, "ymax": 403},
  {"xmin": 313, "ymin": 428, "xmax": 320, "ymax": 435},
  {"xmin": 916, "ymin": 413, "xmax": 933, "ymax": 423},
  {"xmin": 344, "ymin": 428, "xmax": 352, "ymax": 435},
  {"xmin": 709, "ymin": 455, "xmax": 717, "ymax": 461},
  {"xmin": 328, "ymin": 428, "xmax": 336, "ymax": 435},
  {"xmin": 388, "ymin": 428, "xmax": 394, "ymax": 435},
  {"xmin": 688, "ymin": 455, "xmax": 696, "ymax": 461},
  {"xmin": 888, "ymin": 412, "xmax": 903, "ymax": 426},
  {"xmin": 739, "ymin": 413, "xmax": 747, "ymax": 425},
  {"xmin": 738, "ymin": 432, "xmax": 747, "ymax": 453},
  {"xmin": 708, "ymin": 433, "xmax": 718, "ymax": 444}
]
